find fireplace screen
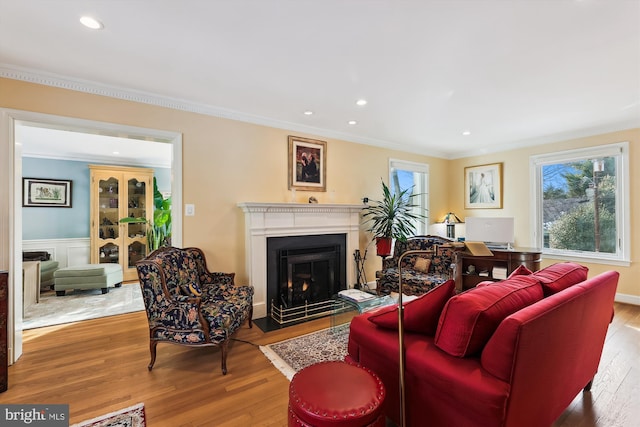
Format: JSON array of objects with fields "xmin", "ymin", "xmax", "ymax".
[
  {"xmin": 267, "ymin": 234, "xmax": 347, "ymax": 324},
  {"xmin": 280, "ymin": 248, "xmax": 336, "ymax": 308}
]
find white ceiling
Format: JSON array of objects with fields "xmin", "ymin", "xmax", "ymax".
[
  {"xmin": 1, "ymin": 0, "xmax": 639, "ymax": 159},
  {"xmin": 16, "ymin": 125, "xmax": 173, "ymax": 168}
]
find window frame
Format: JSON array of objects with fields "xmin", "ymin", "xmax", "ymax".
[
  {"xmin": 389, "ymin": 158, "xmax": 430, "ymax": 235},
  {"xmin": 529, "ymin": 142, "xmax": 630, "ymax": 265}
]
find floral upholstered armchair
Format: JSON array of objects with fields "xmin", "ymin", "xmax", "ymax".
[
  {"xmin": 136, "ymin": 246, "xmax": 254, "ymax": 375},
  {"xmin": 376, "ymin": 235, "xmax": 462, "ymax": 296}
]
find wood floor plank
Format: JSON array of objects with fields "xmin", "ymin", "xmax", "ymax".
[{"xmin": 4, "ymin": 303, "xmax": 639, "ymax": 426}]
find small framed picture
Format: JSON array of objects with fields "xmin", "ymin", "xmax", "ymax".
[
  {"xmin": 23, "ymin": 178, "xmax": 73, "ymax": 208},
  {"xmin": 288, "ymin": 135, "xmax": 327, "ymax": 191},
  {"xmin": 464, "ymin": 163, "xmax": 502, "ymax": 209}
]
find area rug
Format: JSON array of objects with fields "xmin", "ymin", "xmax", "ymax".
[
  {"xmin": 260, "ymin": 324, "xmax": 350, "ymax": 380},
  {"xmin": 23, "ymin": 283, "xmax": 145, "ymax": 330},
  {"xmin": 71, "ymin": 403, "xmax": 146, "ymax": 427}
]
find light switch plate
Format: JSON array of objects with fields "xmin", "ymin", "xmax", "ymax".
[{"xmin": 185, "ymin": 204, "xmax": 195, "ymax": 216}]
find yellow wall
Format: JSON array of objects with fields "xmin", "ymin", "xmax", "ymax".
[
  {"xmin": 448, "ymin": 129, "xmax": 640, "ymax": 299},
  {"xmin": 2, "ymin": 77, "xmax": 638, "ymax": 300},
  {"xmin": 0, "ymin": 77, "xmax": 449, "ymax": 286}
]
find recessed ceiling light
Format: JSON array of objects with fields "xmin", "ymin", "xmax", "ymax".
[
  {"xmin": 112, "ymin": 151, "xmax": 120, "ymax": 155},
  {"xmin": 462, "ymin": 131, "xmax": 471, "ymax": 136},
  {"xmin": 303, "ymin": 110, "xmax": 313, "ymax": 115},
  {"xmin": 80, "ymin": 16, "xmax": 104, "ymax": 30},
  {"xmin": 348, "ymin": 120, "xmax": 357, "ymax": 125},
  {"xmin": 356, "ymin": 99, "xmax": 367, "ymax": 106}
]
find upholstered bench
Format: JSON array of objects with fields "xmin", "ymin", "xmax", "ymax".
[
  {"xmin": 54, "ymin": 264, "xmax": 123, "ymax": 296},
  {"xmin": 288, "ymin": 361, "xmax": 386, "ymax": 427}
]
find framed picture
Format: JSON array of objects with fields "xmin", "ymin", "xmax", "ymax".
[
  {"xmin": 288, "ymin": 135, "xmax": 327, "ymax": 191},
  {"xmin": 23, "ymin": 178, "xmax": 72, "ymax": 208},
  {"xmin": 464, "ymin": 163, "xmax": 502, "ymax": 209}
]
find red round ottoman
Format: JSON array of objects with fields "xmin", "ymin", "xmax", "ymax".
[{"xmin": 288, "ymin": 361, "xmax": 386, "ymax": 427}]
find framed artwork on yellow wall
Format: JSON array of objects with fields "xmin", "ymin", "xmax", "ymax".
[
  {"xmin": 464, "ymin": 163, "xmax": 503, "ymax": 209},
  {"xmin": 288, "ymin": 135, "xmax": 326, "ymax": 192}
]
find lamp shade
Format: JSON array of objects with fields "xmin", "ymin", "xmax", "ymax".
[
  {"xmin": 441, "ymin": 212, "xmax": 463, "ymax": 239},
  {"xmin": 441, "ymin": 212, "xmax": 463, "ymax": 224}
]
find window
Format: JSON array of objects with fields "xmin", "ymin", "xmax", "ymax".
[
  {"xmin": 530, "ymin": 142, "xmax": 629, "ymax": 264},
  {"xmin": 389, "ymin": 159, "xmax": 429, "ymax": 235}
]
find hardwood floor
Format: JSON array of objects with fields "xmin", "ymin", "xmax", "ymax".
[
  {"xmin": 3, "ymin": 303, "xmax": 639, "ymax": 426},
  {"xmin": 551, "ymin": 302, "xmax": 640, "ymax": 427}
]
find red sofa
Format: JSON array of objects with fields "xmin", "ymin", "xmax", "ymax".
[{"xmin": 346, "ymin": 263, "xmax": 619, "ymax": 427}]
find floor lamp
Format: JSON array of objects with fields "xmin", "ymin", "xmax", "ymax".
[{"xmin": 396, "ymin": 249, "xmax": 433, "ymax": 427}]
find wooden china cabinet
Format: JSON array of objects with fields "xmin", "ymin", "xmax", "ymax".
[{"xmin": 89, "ymin": 165, "xmax": 153, "ymax": 281}]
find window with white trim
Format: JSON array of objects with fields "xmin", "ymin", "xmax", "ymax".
[
  {"xmin": 389, "ymin": 159, "xmax": 429, "ymax": 235},
  {"xmin": 530, "ymin": 142, "xmax": 629, "ymax": 263}
]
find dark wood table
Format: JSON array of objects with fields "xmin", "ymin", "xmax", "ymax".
[{"xmin": 455, "ymin": 248, "xmax": 542, "ymax": 292}]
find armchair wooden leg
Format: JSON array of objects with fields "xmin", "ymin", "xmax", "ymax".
[
  {"xmin": 248, "ymin": 306, "xmax": 253, "ymax": 328},
  {"xmin": 220, "ymin": 341, "xmax": 228, "ymax": 375},
  {"xmin": 148, "ymin": 340, "xmax": 158, "ymax": 371}
]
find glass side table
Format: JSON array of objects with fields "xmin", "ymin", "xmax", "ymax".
[{"xmin": 331, "ymin": 293, "xmax": 396, "ymax": 331}]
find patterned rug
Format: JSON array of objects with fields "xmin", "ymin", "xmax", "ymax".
[
  {"xmin": 260, "ymin": 324, "xmax": 350, "ymax": 380},
  {"xmin": 71, "ymin": 403, "xmax": 146, "ymax": 427},
  {"xmin": 23, "ymin": 283, "xmax": 145, "ymax": 329}
]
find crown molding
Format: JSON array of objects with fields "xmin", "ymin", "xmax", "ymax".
[
  {"xmin": 0, "ymin": 64, "xmax": 449, "ymax": 159},
  {"xmin": 5, "ymin": 64, "xmax": 632, "ymax": 161},
  {"xmin": 449, "ymin": 120, "xmax": 640, "ymax": 160}
]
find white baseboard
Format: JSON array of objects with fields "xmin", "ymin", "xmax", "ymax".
[
  {"xmin": 615, "ymin": 293, "xmax": 640, "ymax": 306},
  {"xmin": 23, "ymin": 238, "xmax": 90, "ymax": 268}
]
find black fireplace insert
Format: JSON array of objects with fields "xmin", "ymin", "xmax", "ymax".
[{"xmin": 266, "ymin": 234, "xmax": 347, "ymax": 321}]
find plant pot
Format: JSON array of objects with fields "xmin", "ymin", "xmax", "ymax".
[{"xmin": 376, "ymin": 237, "xmax": 393, "ymax": 257}]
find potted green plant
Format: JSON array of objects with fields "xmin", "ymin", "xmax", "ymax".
[
  {"xmin": 150, "ymin": 177, "xmax": 172, "ymax": 249},
  {"xmin": 362, "ymin": 180, "xmax": 424, "ymax": 257},
  {"xmin": 119, "ymin": 178, "xmax": 171, "ymax": 252}
]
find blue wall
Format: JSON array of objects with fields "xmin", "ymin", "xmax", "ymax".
[{"xmin": 22, "ymin": 158, "xmax": 171, "ymax": 240}]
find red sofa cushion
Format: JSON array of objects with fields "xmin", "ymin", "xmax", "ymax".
[
  {"xmin": 368, "ymin": 280, "xmax": 455, "ymax": 335},
  {"xmin": 508, "ymin": 264, "xmax": 533, "ymax": 278},
  {"xmin": 475, "ymin": 280, "xmax": 496, "ymax": 288},
  {"xmin": 533, "ymin": 262, "xmax": 588, "ymax": 296},
  {"xmin": 434, "ymin": 276, "xmax": 543, "ymax": 357},
  {"xmin": 475, "ymin": 265, "xmax": 533, "ymax": 289}
]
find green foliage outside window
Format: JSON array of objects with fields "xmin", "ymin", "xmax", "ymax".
[
  {"xmin": 542, "ymin": 157, "xmax": 617, "ymax": 254},
  {"xmin": 548, "ymin": 201, "xmax": 616, "ymax": 253}
]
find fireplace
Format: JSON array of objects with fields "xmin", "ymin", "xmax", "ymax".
[
  {"xmin": 238, "ymin": 202, "xmax": 363, "ymax": 320},
  {"xmin": 267, "ymin": 234, "xmax": 346, "ymax": 323}
]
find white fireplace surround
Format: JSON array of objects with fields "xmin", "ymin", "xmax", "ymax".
[{"xmin": 238, "ymin": 202, "xmax": 364, "ymax": 319}]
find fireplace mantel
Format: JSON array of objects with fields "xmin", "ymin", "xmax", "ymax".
[{"xmin": 238, "ymin": 202, "xmax": 364, "ymax": 319}]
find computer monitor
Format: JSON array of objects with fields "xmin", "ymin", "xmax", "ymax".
[{"xmin": 464, "ymin": 217, "xmax": 514, "ymax": 249}]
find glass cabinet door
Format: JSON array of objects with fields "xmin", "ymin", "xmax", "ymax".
[
  {"xmin": 125, "ymin": 176, "xmax": 148, "ymax": 269},
  {"xmin": 91, "ymin": 166, "xmax": 154, "ymax": 281},
  {"xmin": 97, "ymin": 176, "xmax": 121, "ymax": 264}
]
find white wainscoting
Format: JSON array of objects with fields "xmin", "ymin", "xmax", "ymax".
[{"xmin": 23, "ymin": 238, "xmax": 91, "ymax": 268}]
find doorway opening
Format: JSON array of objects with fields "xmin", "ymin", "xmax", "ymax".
[{"xmin": 2, "ymin": 108, "xmax": 183, "ymax": 363}]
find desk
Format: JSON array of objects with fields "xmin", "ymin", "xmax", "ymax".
[
  {"xmin": 23, "ymin": 261, "xmax": 41, "ymax": 310},
  {"xmin": 455, "ymin": 248, "xmax": 542, "ymax": 292}
]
